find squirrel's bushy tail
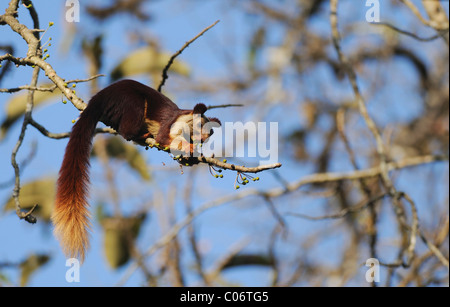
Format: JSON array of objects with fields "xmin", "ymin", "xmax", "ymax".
[{"xmin": 52, "ymin": 103, "xmax": 101, "ymax": 262}]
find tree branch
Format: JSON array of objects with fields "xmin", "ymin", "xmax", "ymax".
[{"xmin": 157, "ymin": 20, "xmax": 220, "ymax": 92}]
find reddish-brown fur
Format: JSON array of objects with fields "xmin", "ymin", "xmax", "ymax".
[{"xmin": 52, "ymin": 79, "xmax": 220, "ymax": 261}]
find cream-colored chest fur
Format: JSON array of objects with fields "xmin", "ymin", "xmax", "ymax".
[
  {"xmin": 169, "ymin": 114, "xmax": 194, "ymax": 139},
  {"xmin": 145, "ymin": 119, "xmax": 161, "ymax": 138}
]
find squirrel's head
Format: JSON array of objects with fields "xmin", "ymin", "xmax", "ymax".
[
  {"xmin": 192, "ymin": 103, "xmax": 221, "ymax": 142},
  {"xmin": 169, "ymin": 103, "xmax": 221, "ymax": 151}
]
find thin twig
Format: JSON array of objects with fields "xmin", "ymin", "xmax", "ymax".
[
  {"xmin": 144, "ymin": 137, "xmax": 282, "ymax": 173},
  {"xmin": 419, "ymin": 231, "xmax": 449, "ymax": 269},
  {"xmin": 336, "ymin": 108, "xmax": 379, "ymax": 270},
  {"xmin": 29, "ymin": 117, "xmax": 116, "ymax": 139},
  {"xmin": 330, "ymin": 0, "xmax": 392, "ymax": 193},
  {"xmin": 183, "ymin": 169, "xmax": 211, "ymax": 286},
  {"xmin": 0, "ymin": 140, "xmax": 37, "ymax": 189},
  {"xmin": 0, "ymin": 22, "xmax": 88, "ymax": 109},
  {"xmin": 286, "ymin": 193, "xmax": 388, "ymax": 221},
  {"xmin": 263, "ymin": 196, "xmax": 287, "ymax": 235},
  {"xmin": 400, "ymin": 0, "xmax": 448, "ymax": 31},
  {"xmin": 400, "ymin": 192, "xmax": 419, "ymax": 266},
  {"xmin": 199, "ymin": 156, "xmax": 282, "ymax": 173},
  {"xmin": 11, "ymin": 65, "xmax": 40, "ymax": 223},
  {"xmin": 373, "ymin": 22, "xmax": 444, "ymax": 42},
  {"xmin": 157, "ymin": 20, "xmax": 220, "ymax": 92},
  {"xmin": 331, "ymin": 0, "xmax": 421, "ymax": 273},
  {"xmin": 206, "ymin": 238, "xmax": 251, "ymax": 281},
  {"xmin": 2, "ymin": 0, "xmax": 39, "ymax": 223},
  {"xmin": 0, "ymin": 74, "xmax": 104, "ymax": 93}
]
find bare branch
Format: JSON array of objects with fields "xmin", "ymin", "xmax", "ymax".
[
  {"xmin": 0, "ymin": 74, "xmax": 104, "ymax": 93},
  {"xmin": 11, "ymin": 65, "xmax": 40, "ymax": 223},
  {"xmin": 330, "ymin": 0, "xmax": 393, "ymax": 193},
  {"xmin": 158, "ymin": 20, "xmax": 220, "ymax": 92},
  {"xmin": 118, "ymin": 154, "xmax": 446, "ymax": 285},
  {"xmin": 207, "ymin": 104, "xmax": 244, "ymax": 110},
  {"xmin": 373, "ymin": 22, "xmax": 445, "ymax": 42},
  {"xmin": 420, "ymin": 231, "xmax": 449, "ymax": 269},
  {"xmin": 400, "ymin": 0, "xmax": 449, "ymax": 45}
]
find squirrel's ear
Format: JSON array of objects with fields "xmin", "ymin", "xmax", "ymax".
[
  {"xmin": 193, "ymin": 103, "xmax": 207, "ymax": 115},
  {"xmin": 208, "ymin": 117, "xmax": 221, "ymax": 126}
]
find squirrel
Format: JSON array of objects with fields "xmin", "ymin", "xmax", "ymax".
[{"xmin": 52, "ymin": 79, "xmax": 220, "ymax": 262}]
